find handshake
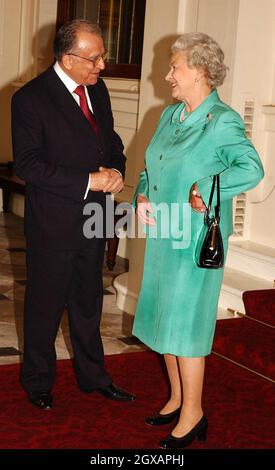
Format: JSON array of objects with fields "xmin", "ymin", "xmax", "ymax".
[{"xmin": 89, "ymin": 166, "xmax": 124, "ymax": 194}]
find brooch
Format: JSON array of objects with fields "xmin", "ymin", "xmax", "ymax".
[{"xmin": 202, "ymin": 112, "xmax": 214, "ymax": 131}]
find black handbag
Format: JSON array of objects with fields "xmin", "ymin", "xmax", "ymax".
[{"xmin": 195, "ymin": 174, "xmax": 224, "ymax": 269}]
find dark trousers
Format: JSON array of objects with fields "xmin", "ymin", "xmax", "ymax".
[{"xmin": 21, "ymin": 239, "xmax": 111, "ymax": 392}]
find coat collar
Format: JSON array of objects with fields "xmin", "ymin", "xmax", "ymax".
[{"xmin": 171, "ymin": 88, "xmax": 221, "ymax": 128}]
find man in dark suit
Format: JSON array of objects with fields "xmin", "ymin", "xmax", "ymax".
[{"xmin": 11, "ymin": 19, "xmax": 135, "ymax": 409}]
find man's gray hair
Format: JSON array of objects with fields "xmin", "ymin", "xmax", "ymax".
[
  {"xmin": 171, "ymin": 32, "xmax": 228, "ymax": 88},
  {"xmin": 54, "ymin": 19, "xmax": 102, "ymax": 61}
]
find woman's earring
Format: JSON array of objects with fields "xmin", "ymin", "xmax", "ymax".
[{"xmin": 194, "ymin": 77, "xmax": 199, "ymax": 83}]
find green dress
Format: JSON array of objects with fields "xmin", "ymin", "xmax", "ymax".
[{"xmin": 132, "ymin": 89, "xmax": 264, "ymax": 357}]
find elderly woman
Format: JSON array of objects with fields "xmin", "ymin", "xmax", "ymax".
[{"xmin": 133, "ymin": 32, "xmax": 264, "ymax": 449}]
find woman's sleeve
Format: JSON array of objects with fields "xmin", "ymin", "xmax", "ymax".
[
  {"xmin": 197, "ymin": 112, "xmax": 264, "ymax": 204},
  {"xmin": 132, "ymin": 168, "xmax": 149, "ymax": 209}
]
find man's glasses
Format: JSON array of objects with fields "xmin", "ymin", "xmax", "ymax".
[{"xmin": 67, "ymin": 51, "xmax": 108, "ymax": 65}]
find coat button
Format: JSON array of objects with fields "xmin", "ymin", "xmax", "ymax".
[
  {"xmin": 175, "ymin": 129, "xmax": 180, "ymax": 134},
  {"xmin": 153, "ymin": 185, "xmax": 157, "ymax": 191},
  {"xmin": 159, "ymin": 154, "xmax": 163, "ymax": 160}
]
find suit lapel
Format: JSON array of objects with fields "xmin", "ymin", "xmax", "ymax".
[
  {"xmin": 87, "ymin": 85, "xmax": 107, "ymax": 139},
  {"xmin": 87, "ymin": 86, "xmax": 101, "ymax": 123},
  {"xmin": 87, "ymin": 83, "xmax": 108, "ymax": 152}
]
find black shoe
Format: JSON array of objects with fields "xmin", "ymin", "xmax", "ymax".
[
  {"xmin": 159, "ymin": 415, "xmax": 208, "ymax": 449},
  {"xmin": 28, "ymin": 390, "xmax": 53, "ymax": 410},
  {"xmin": 146, "ymin": 407, "xmax": 181, "ymax": 425},
  {"xmin": 96, "ymin": 383, "xmax": 136, "ymax": 401}
]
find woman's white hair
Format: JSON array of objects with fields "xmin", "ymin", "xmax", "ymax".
[{"xmin": 171, "ymin": 32, "xmax": 228, "ymax": 88}]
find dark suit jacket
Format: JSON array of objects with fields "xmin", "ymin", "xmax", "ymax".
[{"xmin": 11, "ymin": 66, "xmax": 126, "ymax": 249}]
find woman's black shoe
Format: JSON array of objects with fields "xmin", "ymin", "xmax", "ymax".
[
  {"xmin": 159, "ymin": 415, "xmax": 208, "ymax": 448},
  {"xmin": 145, "ymin": 406, "xmax": 181, "ymax": 425}
]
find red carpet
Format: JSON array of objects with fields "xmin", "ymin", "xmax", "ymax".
[
  {"xmin": 0, "ymin": 352, "xmax": 274, "ymax": 449},
  {"xmin": 213, "ymin": 288, "xmax": 275, "ymax": 381},
  {"xmin": 213, "ymin": 318, "xmax": 275, "ymax": 380},
  {"xmin": 242, "ymin": 289, "xmax": 275, "ymax": 325}
]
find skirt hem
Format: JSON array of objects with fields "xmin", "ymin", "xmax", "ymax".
[{"xmin": 133, "ymin": 333, "xmax": 212, "ymax": 358}]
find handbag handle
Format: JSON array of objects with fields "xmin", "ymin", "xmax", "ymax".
[{"xmin": 205, "ymin": 174, "xmax": 220, "ymax": 223}]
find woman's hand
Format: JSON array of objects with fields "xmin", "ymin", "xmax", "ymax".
[
  {"xmin": 136, "ymin": 194, "xmax": 156, "ymax": 225},
  {"xmin": 189, "ymin": 183, "xmax": 207, "ymax": 212}
]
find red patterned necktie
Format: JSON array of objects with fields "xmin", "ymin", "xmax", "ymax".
[{"xmin": 74, "ymin": 85, "xmax": 100, "ymax": 137}]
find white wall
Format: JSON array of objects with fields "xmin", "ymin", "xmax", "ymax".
[
  {"xmin": 230, "ymin": 0, "xmax": 275, "ymax": 248},
  {"xmin": 0, "ymin": 0, "xmax": 21, "ymax": 211},
  {"xmin": 0, "ymin": 0, "xmax": 57, "ymax": 215},
  {"xmin": 178, "ymin": 0, "xmax": 240, "ymax": 104},
  {"xmin": 0, "ymin": 0, "xmax": 21, "ymax": 163}
]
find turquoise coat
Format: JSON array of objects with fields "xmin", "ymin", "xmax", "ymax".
[{"xmin": 132, "ymin": 89, "xmax": 264, "ymax": 357}]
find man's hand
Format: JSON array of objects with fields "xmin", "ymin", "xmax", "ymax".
[
  {"xmin": 89, "ymin": 167, "xmax": 124, "ymax": 193},
  {"xmin": 136, "ymin": 194, "xmax": 156, "ymax": 225},
  {"xmin": 189, "ymin": 183, "xmax": 207, "ymax": 212}
]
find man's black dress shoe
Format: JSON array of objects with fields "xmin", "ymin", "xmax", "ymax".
[
  {"xmin": 96, "ymin": 383, "xmax": 136, "ymax": 401},
  {"xmin": 28, "ymin": 390, "xmax": 53, "ymax": 410},
  {"xmin": 146, "ymin": 407, "xmax": 181, "ymax": 425},
  {"xmin": 159, "ymin": 415, "xmax": 208, "ymax": 449}
]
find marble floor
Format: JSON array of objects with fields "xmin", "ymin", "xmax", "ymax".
[{"xmin": 0, "ymin": 212, "xmax": 146, "ymax": 366}]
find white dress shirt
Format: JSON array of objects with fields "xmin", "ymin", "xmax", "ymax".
[{"xmin": 53, "ymin": 62, "xmax": 122, "ymax": 199}]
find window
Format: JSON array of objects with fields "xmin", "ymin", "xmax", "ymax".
[{"xmin": 56, "ymin": 0, "xmax": 146, "ymax": 78}]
